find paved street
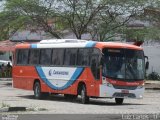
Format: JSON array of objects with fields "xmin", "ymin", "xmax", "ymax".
[{"xmin": 0, "ymin": 80, "xmax": 160, "ymax": 115}]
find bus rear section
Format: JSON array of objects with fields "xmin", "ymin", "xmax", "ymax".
[{"xmin": 12, "ymin": 40, "xmax": 146, "ymax": 104}]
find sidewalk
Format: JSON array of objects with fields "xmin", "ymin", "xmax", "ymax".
[
  {"xmin": 0, "ymin": 78, "xmax": 12, "ymax": 81},
  {"xmin": 145, "ymin": 80, "xmax": 160, "ymax": 90}
]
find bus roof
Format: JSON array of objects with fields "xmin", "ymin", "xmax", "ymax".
[{"xmin": 15, "ymin": 39, "xmax": 143, "ymax": 50}]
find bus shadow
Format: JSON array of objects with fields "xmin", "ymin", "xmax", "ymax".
[
  {"xmin": 17, "ymin": 94, "xmax": 147, "ymax": 106},
  {"xmin": 88, "ymin": 99, "xmax": 146, "ymax": 106}
]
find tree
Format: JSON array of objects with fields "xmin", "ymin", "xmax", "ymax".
[
  {"xmin": 59, "ymin": 0, "xmax": 151, "ymax": 41},
  {"xmin": 138, "ymin": 0, "xmax": 160, "ymax": 40},
  {"xmin": 88, "ymin": 0, "xmax": 149, "ymax": 41},
  {"xmin": 1, "ymin": 0, "xmax": 61, "ymax": 40},
  {"xmin": 59, "ymin": 0, "xmax": 110, "ymax": 39},
  {"xmin": 0, "ymin": 0, "xmax": 157, "ymax": 41},
  {"xmin": 0, "ymin": 9, "xmax": 29, "ymax": 40}
]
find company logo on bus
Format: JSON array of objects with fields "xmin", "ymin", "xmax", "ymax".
[{"xmin": 48, "ymin": 69, "xmax": 69, "ymax": 76}]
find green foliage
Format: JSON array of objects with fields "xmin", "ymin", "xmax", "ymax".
[
  {"xmin": 0, "ymin": 0, "xmax": 61, "ymax": 40},
  {"xmin": 145, "ymin": 27, "xmax": 160, "ymax": 40},
  {"xmin": 0, "ymin": 0, "xmax": 159, "ymax": 41},
  {"xmin": 86, "ymin": 0, "xmax": 149, "ymax": 41},
  {"xmin": 147, "ymin": 72, "xmax": 160, "ymax": 81},
  {"xmin": 138, "ymin": 0, "xmax": 160, "ymax": 41},
  {"xmin": 0, "ymin": 102, "xmax": 10, "ymax": 108},
  {"xmin": 125, "ymin": 28, "xmax": 148, "ymax": 42},
  {"xmin": 0, "ymin": 7, "xmax": 31, "ymax": 40}
]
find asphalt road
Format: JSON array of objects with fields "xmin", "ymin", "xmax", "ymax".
[
  {"xmin": 0, "ymin": 114, "xmax": 122, "ymax": 120},
  {"xmin": 0, "ymin": 114, "xmax": 160, "ymax": 120},
  {"xmin": 0, "ymin": 80, "xmax": 160, "ymax": 120}
]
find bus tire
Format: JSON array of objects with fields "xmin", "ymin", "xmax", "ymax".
[
  {"xmin": 81, "ymin": 85, "xmax": 89, "ymax": 104},
  {"xmin": 33, "ymin": 82, "xmax": 48, "ymax": 99},
  {"xmin": 115, "ymin": 98, "xmax": 124, "ymax": 105}
]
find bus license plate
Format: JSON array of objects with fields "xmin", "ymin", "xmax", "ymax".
[{"xmin": 121, "ymin": 90, "xmax": 129, "ymax": 93}]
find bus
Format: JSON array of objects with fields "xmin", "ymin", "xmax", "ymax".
[{"xmin": 12, "ymin": 39, "xmax": 148, "ymax": 104}]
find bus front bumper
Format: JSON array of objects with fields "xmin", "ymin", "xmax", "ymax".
[{"xmin": 99, "ymin": 84, "xmax": 145, "ymax": 99}]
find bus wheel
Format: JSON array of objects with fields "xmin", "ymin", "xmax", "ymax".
[
  {"xmin": 81, "ymin": 85, "xmax": 89, "ymax": 104},
  {"xmin": 115, "ymin": 98, "xmax": 124, "ymax": 105},
  {"xmin": 34, "ymin": 82, "xmax": 45, "ymax": 99}
]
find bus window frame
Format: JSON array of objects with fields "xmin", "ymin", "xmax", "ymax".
[
  {"xmin": 16, "ymin": 49, "xmax": 30, "ymax": 65},
  {"xmin": 39, "ymin": 48, "xmax": 52, "ymax": 66},
  {"xmin": 15, "ymin": 47, "xmax": 102, "ymax": 80},
  {"xmin": 28, "ymin": 48, "xmax": 40, "ymax": 66}
]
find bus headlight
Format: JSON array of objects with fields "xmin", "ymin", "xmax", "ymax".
[
  {"xmin": 106, "ymin": 81, "xmax": 113, "ymax": 87},
  {"xmin": 137, "ymin": 83, "xmax": 144, "ymax": 89},
  {"xmin": 102, "ymin": 77, "xmax": 113, "ymax": 87},
  {"xmin": 102, "ymin": 77, "xmax": 107, "ymax": 84}
]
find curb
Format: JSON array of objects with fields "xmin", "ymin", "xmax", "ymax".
[
  {"xmin": 145, "ymin": 88, "xmax": 160, "ymax": 90},
  {"xmin": 0, "ymin": 107, "xmax": 26, "ymax": 112},
  {"xmin": 0, "ymin": 78, "xmax": 12, "ymax": 81},
  {"xmin": 0, "ymin": 107, "xmax": 9, "ymax": 112}
]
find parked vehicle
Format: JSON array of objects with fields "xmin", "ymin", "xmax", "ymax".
[
  {"xmin": 12, "ymin": 39, "xmax": 147, "ymax": 104},
  {"xmin": 0, "ymin": 60, "xmax": 12, "ymax": 66}
]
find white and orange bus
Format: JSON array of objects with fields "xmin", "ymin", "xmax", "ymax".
[{"xmin": 12, "ymin": 39, "xmax": 147, "ymax": 104}]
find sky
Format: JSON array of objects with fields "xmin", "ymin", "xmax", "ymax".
[{"xmin": 0, "ymin": 1, "xmax": 5, "ymax": 11}]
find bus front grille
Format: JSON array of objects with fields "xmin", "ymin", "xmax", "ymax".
[
  {"xmin": 113, "ymin": 85, "xmax": 137, "ymax": 90},
  {"xmin": 113, "ymin": 93, "xmax": 136, "ymax": 98}
]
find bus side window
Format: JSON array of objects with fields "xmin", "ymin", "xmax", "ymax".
[
  {"xmin": 64, "ymin": 48, "xmax": 78, "ymax": 66},
  {"xmin": 52, "ymin": 49, "xmax": 64, "ymax": 66},
  {"xmin": 29, "ymin": 49, "xmax": 40, "ymax": 65},
  {"xmin": 90, "ymin": 48, "xmax": 101, "ymax": 80},
  {"xmin": 40, "ymin": 49, "xmax": 52, "ymax": 65},
  {"xmin": 77, "ymin": 48, "xmax": 90, "ymax": 66},
  {"xmin": 17, "ymin": 49, "xmax": 29, "ymax": 65}
]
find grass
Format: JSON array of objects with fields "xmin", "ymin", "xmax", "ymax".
[{"xmin": 0, "ymin": 102, "xmax": 10, "ymax": 108}]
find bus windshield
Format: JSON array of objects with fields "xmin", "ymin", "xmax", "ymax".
[{"xmin": 102, "ymin": 48, "xmax": 145, "ymax": 81}]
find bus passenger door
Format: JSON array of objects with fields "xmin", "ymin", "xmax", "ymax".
[{"xmin": 90, "ymin": 55, "xmax": 101, "ymax": 97}]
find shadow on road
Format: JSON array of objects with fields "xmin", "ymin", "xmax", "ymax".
[
  {"xmin": 17, "ymin": 94, "xmax": 147, "ymax": 106},
  {"xmin": 0, "ymin": 81, "xmax": 148, "ymax": 106}
]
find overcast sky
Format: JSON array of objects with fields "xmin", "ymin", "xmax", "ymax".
[{"xmin": 0, "ymin": 1, "xmax": 5, "ymax": 11}]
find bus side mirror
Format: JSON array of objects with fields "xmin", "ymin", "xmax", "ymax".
[
  {"xmin": 145, "ymin": 61, "xmax": 149, "ymax": 70},
  {"xmin": 145, "ymin": 56, "xmax": 149, "ymax": 70}
]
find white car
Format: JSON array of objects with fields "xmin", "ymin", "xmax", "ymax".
[{"xmin": 0, "ymin": 60, "xmax": 12, "ymax": 66}]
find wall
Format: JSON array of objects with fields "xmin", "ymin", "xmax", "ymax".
[{"xmin": 143, "ymin": 43, "xmax": 160, "ymax": 75}]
